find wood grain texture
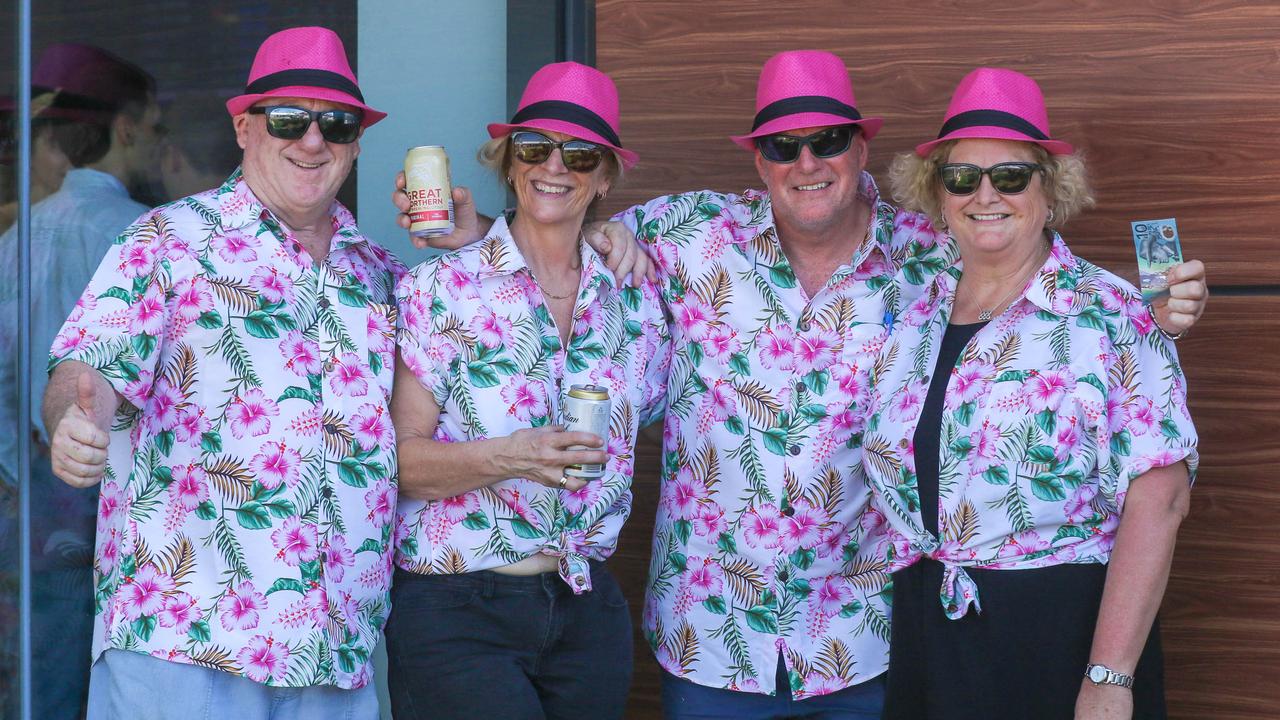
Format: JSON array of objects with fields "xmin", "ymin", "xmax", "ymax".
[
  {"xmin": 1162, "ymin": 296, "xmax": 1280, "ymax": 719},
  {"xmin": 598, "ymin": 3, "xmax": 1280, "ymax": 717}
]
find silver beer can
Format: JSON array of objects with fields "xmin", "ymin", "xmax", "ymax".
[
  {"xmin": 404, "ymin": 145, "xmax": 455, "ymax": 238},
  {"xmin": 563, "ymin": 384, "xmax": 610, "ymax": 479}
]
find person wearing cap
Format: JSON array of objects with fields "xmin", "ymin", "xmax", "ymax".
[
  {"xmin": 393, "ymin": 51, "xmax": 1206, "ymax": 719},
  {"xmin": 42, "ymin": 27, "xmax": 402, "ymax": 719},
  {"xmin": 0, "ymin": 42, "xmax": 163, "ymax": 720},
  {"xmin": 386, "ymin": 61, "xmax": 670, "ymax": 720},
  {"xmin": 862, "ymin": 67, "xmax": 1198, "ymax": 718}
]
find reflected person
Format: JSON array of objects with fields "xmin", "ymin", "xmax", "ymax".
[{"xmin": 0, "ymin": 42, "xmax": 160, "ymax": 720}]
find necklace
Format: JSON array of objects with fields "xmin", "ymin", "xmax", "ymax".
[
  {"xmin": 973, "ymin": 246, "xmax": 1047, "ymax": 321},
  {"xmin": 528, "ymin": 234, "xmax": 584, "ymax": 301},
  {"xmin": 533, "ymin": 277, "xmax": 576, "ymax": 300}
]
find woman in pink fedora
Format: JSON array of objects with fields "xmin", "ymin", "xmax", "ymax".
[
  {"xmin": 860, "ymin": 67, "xmax": 1200, "ymax": 719},
  {"xmin": 386, "ymin": 61, "xmax": 669, "ymax": 719}
]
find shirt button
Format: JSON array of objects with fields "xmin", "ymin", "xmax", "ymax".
[
  {"xmin": 947, "ymin": 602, "xmax": 958, "ymax": 614},
  {"xmin": 796, "ymin": 381, "xmax": 808, "ymax": 393},
  {"xmin": 777, "ymin": 569, "xmax": 790, "ymax": 582},
  {"xmin": 575, "ymin": 577, "xmax": 586, "ymax": 588},
  {"xmin": 788, "ymin": 444, "xmax": 801, "ymax": 456},
  {"xmin": 782, "ymin": 505, "xmax": 796, "ymax": 517},
  {"xmin": 797, "ymin": 319, "xmax": 810, "ymax": 332},
  {"xmin": 321, "ymin": 486, "xmax": 332, "ymax": 499},
  {"xmin": 324, "ymin": 357, "xmax": 336, "ymax": 373},
  {"xmin": 319, "ymin": 297, "xmax": 331, "ymax": 309}
]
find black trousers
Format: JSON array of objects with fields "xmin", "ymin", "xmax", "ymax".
[
  {"xmin": 882, "ymin": 560, "xmax": 1166, "ymax": 720},
  {"xmin": 385, "ymin": 562, "xmax": 633, "ymax": 720}
]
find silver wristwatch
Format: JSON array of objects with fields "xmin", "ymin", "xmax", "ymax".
[{"xmin": 1085, "ymin": 663, "xmax": 1135, "ymax": 689}]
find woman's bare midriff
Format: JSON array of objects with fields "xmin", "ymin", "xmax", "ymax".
[{"xmin": 490, "ymin": 554, "xmax": 560, "ymax": 576}]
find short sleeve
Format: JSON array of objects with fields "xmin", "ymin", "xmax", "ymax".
[
  {"xmin": 394, "ymin": 261, "xmax": 453, "ymax": 407},
  {"xmin": 1095, "ymin": 303, "xmax": 1199, "ymax": 508},
  {"xmin": 48, "ymin": 214, "xmax": 179, "ymax": 407}
]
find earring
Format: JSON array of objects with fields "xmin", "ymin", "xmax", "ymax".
[
  {"xmin": 937, "ymin": 214, "xmax": 949, "ymax": 232},
  {"xmin": 1046, "ymin": 207, "xmax": 1056, "ymax": 224}
]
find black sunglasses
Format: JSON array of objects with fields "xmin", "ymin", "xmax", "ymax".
[
  {"xmin": 756, "ymin": 126, "xmax": 856, "ymax": 163},
  {"xmin": 248, "ymin": 105, "xmax": 363, "ymax": 144},
  {"xmin": 511, "ymin": 130, "xmax": 607, "ymax": 173},
  {"xmin": 938, "ymin": 162, "xmax": 1043, "ymax": 196}
]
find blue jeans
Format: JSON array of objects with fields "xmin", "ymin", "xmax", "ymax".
[
  {"xmin": 86, "ymin": 649, "xmax": 378, "ymax": 720},
  {"xmin": 661, "ymin": 655, "xmax": 885, "ymax": 720},
  {"xmin": 385, "ymin": 563, "xmax": 633, "ymax": 720}
]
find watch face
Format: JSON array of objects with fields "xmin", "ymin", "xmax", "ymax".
[{"xmin": 1088, "ymin": 666, "xmax": 1108, "ymax": 683}]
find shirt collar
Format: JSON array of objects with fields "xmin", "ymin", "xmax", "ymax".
[
  {"xmin": 1021, "ymin": 232, "xmax": 1088, "ymax": 317},
  {"xmin": 58, "ymin": 167, "xmax": 130, "ymax": 197},
  {"xmin": 755, "ymin": 170, "xmax": 895, "ymax": 269},
  {"xmin": 928, "ymin": 231, "xmax": 1087, "ymax": 321},
  {"xmin": 475, "ymin": 215, "xmax": 616, "ymax": 293},
  {"xmin": 215, "ymin": 167, "xmax": 365, "ymax": 250}
]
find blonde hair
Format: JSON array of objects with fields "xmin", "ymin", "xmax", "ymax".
[{"xmin": 888, "ymin": 140, "xmax": 1095, "ymax": 231}]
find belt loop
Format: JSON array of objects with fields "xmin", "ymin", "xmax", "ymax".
[{"xmin": 481, "ymin": 571, "xmax": 495, "ymax": 599}]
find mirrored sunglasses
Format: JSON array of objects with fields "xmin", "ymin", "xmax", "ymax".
[
  {"xmin": 510, "ymin": 130, "xmax": 607, "ymax": 173},
  {"xmin": 756, "ymin": 125, "xmax": 856, "ymax": 164},
  {"xmin": 248, "ymin": 105, "xmax": 363, "ymax": 144},
  {"xmin": 938, "ymin": 162, "xmax": 1043, "ymax": 195}
]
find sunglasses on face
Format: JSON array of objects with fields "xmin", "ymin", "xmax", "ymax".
[
  {"xmin": 247, "ymin": 105, "xmax": 363, "ymax": 144},
  {"xmin": 938, "ymin": 162, "xmax": 1043, "ymax": 196},
  {"xmin": 511, "ymin": 130, "xmax": 607, "ymax": 173},
  {"xmin": 756, "ymin": 125, "xmax": 856, "ymax": 164}
]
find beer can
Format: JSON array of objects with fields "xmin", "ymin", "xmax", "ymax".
[
  {"xmin": 563, "ymin": 385, "xmax": 611, "ymax": 479},
  {"xmin": 404, "ymin": 145, "xmax": 454, "ymax": 238}
]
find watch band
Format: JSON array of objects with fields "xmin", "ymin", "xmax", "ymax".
[{"xmin": 1085, "ymin": 663, "xmax": 1135, "ymax": 689}]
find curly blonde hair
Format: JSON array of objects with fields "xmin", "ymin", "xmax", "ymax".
[{"xmin": 888, "ymin": 140, "xmax": 1094, "ymax": 231}]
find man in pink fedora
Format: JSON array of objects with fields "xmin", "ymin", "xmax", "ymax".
[
  {"xmin": 396, "ymin": 50, "xmax": 1206, "ymax": 718},
  {"xmin": 43, "ymin": 26, "xmax": 403, "ymax": 719}
]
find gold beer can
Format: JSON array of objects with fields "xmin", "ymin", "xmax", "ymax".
[
  {"xmin": 404, "ymin": 145, "xmax": 455, "ymax": 238},
  {"xmin": 563, "ymin": 384, "xmax": 611, "ymax": 479}
]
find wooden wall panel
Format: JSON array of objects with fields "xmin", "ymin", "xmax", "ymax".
[
  {"xmin": 1163, "ymin": 296, "xmax": 1280, "ymax": 719},
  {"xmin": 595, "ymin": 2, "xmax": 1280, "ymax": 718}
]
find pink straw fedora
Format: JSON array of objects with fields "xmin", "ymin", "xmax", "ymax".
[
  {"xmin": 226, "ymin": 27, "xmax": 385, "ymax": 128},
  {"xmin": 27, "ymin": 43, "xmax": 155, "ymax": 122},
  {"xmin": 730, "ymin": 50, "xmax": 882, "ymax": 152},
  {"xmin": 487, "ymin": 61, "xmax": 638, "ymax": 169},
  {"xmin": 915, "ymin": 67, "xmax": 1073, "ymax": 157}
]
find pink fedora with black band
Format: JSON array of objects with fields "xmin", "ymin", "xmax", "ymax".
[
  {"xmin": 487, "ymin": 61, "xmax": 638, "ymax": 169},
  {"xmin": 26, "ymin": 43, "xmax": 155, "ymax": 122},
  {"xmin": 730, "ymin": 50, "xmax": 882, "ymax": 152},
  {"xmin": 226, "ymin": 26, "xmax": 385, "ymax": 128},
  {"xmin": 915, "ymin": 67, "xmax": 1073, "ymax": 157}
]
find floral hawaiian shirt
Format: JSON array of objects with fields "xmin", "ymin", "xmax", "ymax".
[
  {"xmin": 394, "ymin": 216, "xmax": 671, "ymax": 592},
  {"xmin": 618, "ymin": 173, "xmax": 950, "ymax": 699},
  {"xmin": 49, "ymin": 170, "xmax": 405, "ymax": 689},
  {"xmin": 861, "ymin": 233, "xmax": 1198, "ymax": 619}
]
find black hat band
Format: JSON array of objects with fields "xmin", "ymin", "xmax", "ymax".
[
  {"xmin": 937, "ymin": 109, "xmax": 1048, "ymax": 141},
  {"xmin": 510, "ymin": 100, "xmax": 622, "ymax": 147},
  {"xmin": 245, "ymin": 69, "xmax": 364, "ymax": 103},
  {"xmin": 751, "ymin": 95, "xmax": 862, "ymax": 131}
]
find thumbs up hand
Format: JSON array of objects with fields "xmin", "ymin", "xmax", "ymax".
[{"xmin": 49, "ymin": 371, "xmax": 113, "ymax": 488}]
